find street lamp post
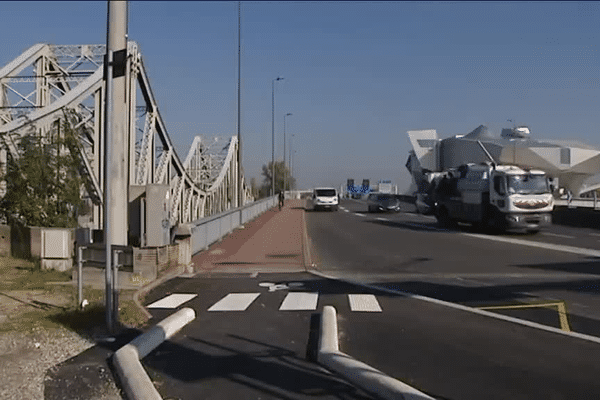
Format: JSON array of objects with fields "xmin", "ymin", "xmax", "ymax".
[
  {"xmin": 290, "ymin": 134, "xmax": 295, "ymax": 189},
  {"xmin": 283, "ymin": 112, "xmax": 292, "ymax": 193},
  {"xmin": 272, "ymin": 77, "xmax": 284, "ymax": 196}
]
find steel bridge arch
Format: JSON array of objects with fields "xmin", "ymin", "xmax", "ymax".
[{"xmin": 0, "ymin": 42, "xmax": 252, "ymax": 234}]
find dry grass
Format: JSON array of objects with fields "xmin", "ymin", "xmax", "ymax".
[{"xmin": 0, "ymin": 255, "xmax": 150, "ymax": 335}]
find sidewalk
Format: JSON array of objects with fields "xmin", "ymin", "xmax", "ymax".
[
  {"xmin": 191, "ymin": 199, "xmax": 309, "ymax": 274},
  {"xmin": 45, "ymin": 199, "xmax": 310, "ymax": 399}
]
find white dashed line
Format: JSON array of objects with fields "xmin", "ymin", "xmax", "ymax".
[
  {"xmin": 541, "ymin": 232, "xmax": 576, "ymax": 239},
  {"xmin": 462, "ymin": 233, "xmax": 600, "ymax": 258},
  {"xmin": 348, "ymin": 294, "xmax": 382, "ymax": 312},
  {"xmin": 376, "ymin": 217, "xmax": 389, "ymax": 222},
  {"xmin": 208, "ymin": 293, "xmax": 260, "ymax": 311},
  {"xmin": 355, "ymin": 213, "xmax": 366, "ymax": 217},
  {"xmin": 147, "ymin": 294, "xmax": 198, "ymax": 309},
  {"xmin": 279, "ymin": 292, "xmax": 319, "ymax": 310}
]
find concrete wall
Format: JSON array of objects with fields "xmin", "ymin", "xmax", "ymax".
[{"xmin": 132, "ymin": 240, "xmax": 191, "ymax": 282}]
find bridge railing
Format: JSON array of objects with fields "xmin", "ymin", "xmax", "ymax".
[
  {"xmin": 181, "ymin": 196, "xmax": 277, "ymax": 256},
  {"xmin": 554, "ymin": 197, "xmax": 600, "ymax": 210}
]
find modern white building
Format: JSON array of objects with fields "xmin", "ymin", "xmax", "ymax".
[{"xmin": 407, "ymin": 125, "xmax": 600, "ymax": 196}]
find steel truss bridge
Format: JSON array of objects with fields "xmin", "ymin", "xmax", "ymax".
[{"xmin": 0, "ymin": 43, "xmax": 252, "ymax": 234}]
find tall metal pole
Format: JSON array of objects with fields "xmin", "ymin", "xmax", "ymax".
[
  {"xmin": 290, "ymin": 133, "xmax": 294, "ymax": 190},
  {"xmin": 271, "ymin": 76, "xmax": 283, "ymax": 197},
  {"xmin": 104, "ymin": 0, "xmax": 128, "ymax": 334},
  {"xmin": 237, "ymin": 2, "xmax": 242, "ymax": 212},
  {"xmin": 283, "ymin": 112, "xmax": 292, "ymax": 192}
]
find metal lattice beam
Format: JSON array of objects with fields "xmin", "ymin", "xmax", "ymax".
[{"xmin": 0, "ymin": 42, "xmax": 253, "ymax": 232}]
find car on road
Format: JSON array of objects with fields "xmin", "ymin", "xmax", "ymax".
[
  {"xmin": 367, "ymin": 192, "xmax": 401, "ymax": 213},
  {"xmin": 311, "ymin": 187, "xmax": 339, "ymax": 211}
]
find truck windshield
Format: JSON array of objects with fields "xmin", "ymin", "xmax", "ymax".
[{"xmin": 507, "ymin": 174, "xmax": 549, "ymax": 195}]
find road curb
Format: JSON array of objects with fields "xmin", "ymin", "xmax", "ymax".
[
  {"xmin": 132, "ymin": 265, "xmax": 186, "ymax": 321},
  {"xmin": 301, "ymin": 203, "xmax": 313, "ymax": 271},
  {"xmin": 113, "ymin": 307, "xmax": 196, "ymax": 400},
  {"xmin": 318, "ymin": 305, "xmax": 435, "ymax": 400}
]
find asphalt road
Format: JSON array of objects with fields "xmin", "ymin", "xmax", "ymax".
[
  {"xmin": 304, "ymin": 198, "xmax": 600, "ymax": 398},
  {"xmin": 135, "ymin": 198, "xmax": 600, "ymax": 399},
  {"xmin": 310, "ymin": 198, "xmax": 600, "ymax": 336}
]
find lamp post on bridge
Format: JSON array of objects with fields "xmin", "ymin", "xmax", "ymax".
[
  {"xmin": 237, "ymin": 1, "xmax": 242, "ymax": 212},
  {"xmin": 290, "ymin": 134, "xmax": 295, "ymax": 190},
  {"xmin": 283, "ymin": 112, "xmax": 292, "ymax": 194},
  {"xmin": 271, "ymin": 76, "xmax": 284, "ymax": 197}
]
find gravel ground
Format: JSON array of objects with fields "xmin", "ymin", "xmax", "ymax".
[{"xmin": 0, "ymin": 326, "xmax": 123, "ymax": 400}]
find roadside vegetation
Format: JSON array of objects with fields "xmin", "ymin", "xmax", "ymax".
[
  {"xmin": 0, "ymin": 255, "xmax": 149, "ymax": 336},
  {"xmin": 251, "ymin": 160, "xmax": 295, "ymax": 199}
]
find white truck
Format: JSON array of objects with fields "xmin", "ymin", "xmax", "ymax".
[
  {"xmin": 421, "ymin": 163, "xmax": 553, "ymax": 233},
  {"xmin": 378, "ymin": 180, "xmax": 393, "ymax": 194}
]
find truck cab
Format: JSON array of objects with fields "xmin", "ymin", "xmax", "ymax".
[
  {"xmin": 432, "ymin": 163, "xmax": 553, "ymax": 232},
  {"xmin": 489, "ymin": 166, "xmax": 553, "ymax": 231}
]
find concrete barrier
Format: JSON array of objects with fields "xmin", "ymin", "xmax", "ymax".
[
  {"xmin": 187, "ymin": 196, "xmax": 277, "ymax": 255},
  {"xmin": 113, "ymin": 307, "xmax": 196, "ymax": 400},
  {"xmin": 318, "ymin": 306, "xmax": 435, "ymax": 400}
]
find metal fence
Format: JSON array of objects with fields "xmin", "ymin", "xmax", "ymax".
[
  {"xmin": 554, "ymin": 197, "xmax": 600, "ymax": 209},
  {"xmin": 187, "ymin": 196, "xmax": 277, "ymax": 256}
]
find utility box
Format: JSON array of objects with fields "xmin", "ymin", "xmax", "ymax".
[
  {"xmin": 145, "ymin": 184, "xmax": 171, "ymax": 247},
  {"xmin": 41, "ymin": 228, "xmax": 73, "ymax": 271},
  {"xmin": 129, "ymin": 185, "xmax": 146, "ymax": 247}
]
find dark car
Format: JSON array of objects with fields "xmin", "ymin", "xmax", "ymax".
[{"xmin": 366, "ymin": 193, "xmax": 401, "ymax": 213}]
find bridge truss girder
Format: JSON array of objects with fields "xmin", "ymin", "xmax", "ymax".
[{"xmin": 0, "ymin": 42, "xmax": 252, "ymax": 238}]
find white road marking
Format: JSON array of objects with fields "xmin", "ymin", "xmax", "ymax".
[
  {"xmin": 279, "ymin": 292, "xmax": 319, "ymax": 310},
  {"xmin": 147, "ymin": 294, "xmax": 198, "ymax": 309},
  {"xmin": 376, "ymin": 217, "xmax": 389, "ymax": 222},
  {"xmin": 541, "ymin": 232, "xmax": 576, "ymax": 239},
  {"xmin": 208, "ymin": 293, "xmax": 260, "ymax": 311},
  {"xmin": 461, "ymin": 232, "xmax": 600, "ymax": 258},
  {"xmin": 310, "ymin": 270, "xmax": 600, "ymax": 345},
  {"xmin": 404, "ymin": 222, "xmax": 438, "ymax": 230},
  {"xmin": 344, "ymin": 209, "xmax": 350, "ymax": 212},
  {"xmin": 348, "ymin": 294, "xmax": 382, "ymax": 312},
  {"xmin": 355, "ymin": 213, "xmax": 366, "ymax": 217},
  {"xmin": 590, "ymin": 233, "xmax": 600, "ymax": 237}
]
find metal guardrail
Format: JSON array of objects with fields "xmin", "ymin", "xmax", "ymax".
[
  {"xmin": 554, "ymin": 197, "xmax": 600, "ymax": 209},
  {"xmin": 183, "ymin": 196, "xmax": 278, "ymax": 256}
]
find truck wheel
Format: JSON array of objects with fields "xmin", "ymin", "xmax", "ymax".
[{"xmin": 436, "ymin": 207, "xmax": 455, "ymax": 228}]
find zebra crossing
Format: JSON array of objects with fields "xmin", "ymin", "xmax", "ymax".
[{"xmin": 147, "ymin": 292, "xmax": 383, "ymax": 312}]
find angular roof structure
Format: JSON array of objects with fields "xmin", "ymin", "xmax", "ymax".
[{"xmin": 407, "ymin": 125, "xmax": 600, "ymax": 195}]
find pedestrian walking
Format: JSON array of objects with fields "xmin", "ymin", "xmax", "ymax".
[{"xmin": 278, "ymin": 191, "xmax": 284, "ymax": 211}]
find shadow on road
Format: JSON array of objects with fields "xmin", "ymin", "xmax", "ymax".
[{"xmin": 142, "ymin": 332, "xmax": 376, "ymax": 399}]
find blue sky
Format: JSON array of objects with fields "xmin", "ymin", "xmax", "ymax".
[{"xmin": 1, "ymin": 2, "xmax": 598, "ymax": 192}]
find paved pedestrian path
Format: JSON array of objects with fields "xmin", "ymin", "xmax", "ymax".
[{"xmin": 192, "ymin": 199, "xmax": 309, "ymax": 273}]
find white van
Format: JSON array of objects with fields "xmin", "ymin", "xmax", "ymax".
[{"xmin": 311, "ymin": 187, "xmax": 339, "ymax": 211}]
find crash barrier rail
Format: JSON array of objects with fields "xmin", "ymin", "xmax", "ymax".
[
  {"xmin": 113, "ymin": 307, "xmax": 196, "ymax": 400},
  {"xmin": 318, "ymin": 306, "xmax": 435, "ymax": 400},
  {"xmin": 555, "ymin": 197, "xmax": 600, "ymax": 209},
  {"xmin": 184, "ymin": 196, "xmax": 277, "ymax": 256}
]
